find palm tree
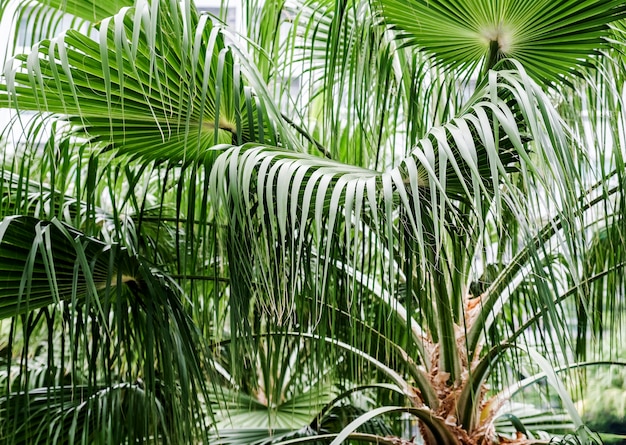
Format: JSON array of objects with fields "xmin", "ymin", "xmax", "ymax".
[{"xmin": 1, "ymin": 0, "xmax": 626, "ymax": 443}]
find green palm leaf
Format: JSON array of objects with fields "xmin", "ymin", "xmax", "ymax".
[
  {"xmin": 0, "ymin": 216, "xmax": 116, "ymax": 316},
  {"xmin": 376, "ymin": 0, "xmax": 626, "ymax": 83},
  {"xmin": 1, "ymin": 0, "xmax": 132, "ymax": 27},
  {"xmin": 0, "ymin": 384, "xmax": 169, "ymax": 444},
  {"xmin": 0, "ymin": 215, "xmax": 211, "ymax": 443},
  {"xmin": 1, "ymin": 0, "xmax": 295, "ymax": 164},
  {"xmin": 210, "ymin": 64, "xmax": 570, "ymax": 392}
]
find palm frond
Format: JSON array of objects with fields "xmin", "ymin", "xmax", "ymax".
[
  {"xmin": 210, "ymin": 65, "xmax": 562, "ymax": 383},
  {"xmin": 1, "ymin": 0, "xmax": 297, "ymax": 165},
  {"xmin": 0, "ymin": 215, "xmax": 211, "ymax": 443},
  {"xmin": 375, "ymin": 0, "xmax": 626, "ymax": 84}
]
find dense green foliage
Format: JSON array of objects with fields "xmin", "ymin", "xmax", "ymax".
[{"xmin": 0, "ymin": 0, "xmax": 626, "ymax": 443}]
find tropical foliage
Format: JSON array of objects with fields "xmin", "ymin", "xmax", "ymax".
[{"xmin": 0, "ymin": 0, "xmax": 626, "ymax": 444}]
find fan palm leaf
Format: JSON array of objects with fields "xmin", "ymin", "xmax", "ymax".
[
  {"xmin": 0, "ymin": 215, "xmax": 210, "ymax": 443},
  {"xmin": 1, "ymin": 0, "xmax": 300, "ymax": 165},
  {"xmin": 375, "ymin": 0, "xmax": 626, "ymax": 83}
]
